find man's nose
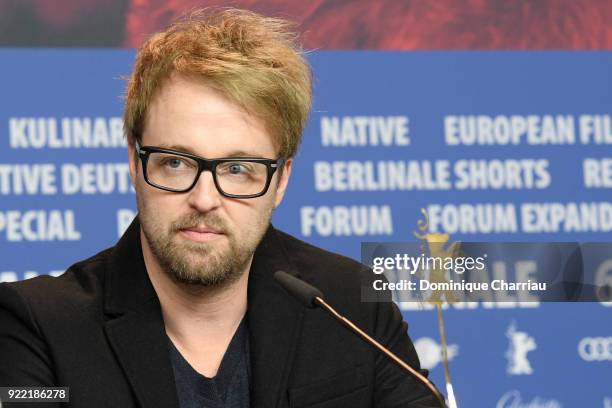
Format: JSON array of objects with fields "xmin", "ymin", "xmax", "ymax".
[{"xmin": 186, "ymin": 170, "xmax": 222, "ymax": 212}]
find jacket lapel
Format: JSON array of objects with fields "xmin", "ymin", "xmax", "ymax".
[
  {"xmin": 248, "ymin": 227, "xmax": 306, "ymax": 408},
  {"xmin": 102, "ymin": 218, "xmax": 180, "ymax": 408}
]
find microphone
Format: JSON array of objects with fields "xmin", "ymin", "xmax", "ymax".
[
  {"xmin": 273, "ymin": 269, "xmax": 323, "ymax": 308},
  {"xmin": 274, "ymin": 270, "xmax": 447, "ymax": 408}
]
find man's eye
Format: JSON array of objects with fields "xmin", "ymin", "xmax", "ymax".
[
  {"xmin": 164, "ymin": 157, "xmax": 186, "ymax": 168},
  {"xmin": 228, "ymin": 163, "xmax": 246, "ymax": 174},
  {"xmin": 220, "ymin": 162, "xmax": 253, "ymax": 175}
]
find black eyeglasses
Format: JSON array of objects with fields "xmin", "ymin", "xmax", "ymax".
[{"xmin": 135, "ymin": 142, "xmax": 285, "ymax": 199}]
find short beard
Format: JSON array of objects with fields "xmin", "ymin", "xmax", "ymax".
[{"xmin": 142, "ymin": 211, "xmax": 258, "ymax": 289}]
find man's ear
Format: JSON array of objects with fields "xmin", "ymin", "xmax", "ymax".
[
  {"xmin": 127, "ymin": 139, "xmax": 138, "ymax": 187},
  {"xmin": 274, "ymin": 158, "xmax": 293, "ymax": 208}
]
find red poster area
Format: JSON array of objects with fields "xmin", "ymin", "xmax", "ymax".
[
  {"xmin": 125, "ymin": 0, "xmax": 612, "ymax": 49},
  {"xmin": 0, "ymin": 0, "xmax": 610, "ymax": 49}
]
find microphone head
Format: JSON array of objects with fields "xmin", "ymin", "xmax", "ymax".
[{"xmin": 274, "ymin": 270, "xmax": 324, "ymax": 309}]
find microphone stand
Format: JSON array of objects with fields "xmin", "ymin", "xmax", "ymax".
[
  {"xmin": 274, "ymin": 270, "xmax": 447, "ymax": 408},
  {"xmin": 314, "ymin": 296, "xmax": 447, "ymax": 408}
]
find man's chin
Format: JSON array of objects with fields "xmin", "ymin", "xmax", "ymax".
[
  {"xmin": 172, "ymin": 233, "xmax": 224, "ymax": 252},
  {"xmin": 166, "ymin": 260, "xmax": 244, "ymax": 288},
  {"xmin": 163, "ymin": 244, "xmax": 233, "ymax": 279}
]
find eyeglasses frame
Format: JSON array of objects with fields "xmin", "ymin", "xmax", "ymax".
[{"xmin": 135, "ymin": 142, "xmax": 285, "ymax": 199}]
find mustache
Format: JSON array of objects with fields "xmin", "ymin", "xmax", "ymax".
[{"xmin": 170, "ymin": 212, "xmax": 229, "ymax": 234}]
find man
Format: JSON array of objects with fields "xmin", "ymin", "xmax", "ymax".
[{"xmin": 0, "ymin": 9, "xmax": 439, "ymax": 408}]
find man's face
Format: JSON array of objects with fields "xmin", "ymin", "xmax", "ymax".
[{"xmin": 128, "ymin": 75, "xmax": 292, "ymax": 287}]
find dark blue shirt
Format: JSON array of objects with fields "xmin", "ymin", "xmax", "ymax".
[{"xmin": 168, "ymin": 319, "xmax": 250, "ymax": 408}]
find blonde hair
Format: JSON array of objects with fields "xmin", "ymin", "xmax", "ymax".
[{"xmin": 123, "ymin": 8, "xmax": 312, "ymax": 158}]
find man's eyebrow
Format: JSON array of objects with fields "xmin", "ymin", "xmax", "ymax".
[
  {"xmin": 156, "ymin": 144, "xmax": 269, "ymax": 158},
  {"xmin": 221, "ymin": 150, "xmax": 270, "ymax": 158},
  {"xmin": 156, "ymin": 144, "xmax": 198, "ymax": 155}
]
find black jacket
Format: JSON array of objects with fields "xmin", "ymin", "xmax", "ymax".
[{"xmin": 0, "ymin": 218, "xmax": 439, "ymax": 407}]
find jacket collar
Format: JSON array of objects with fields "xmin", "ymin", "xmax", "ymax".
[
  {"xmin": 247, "ymin": 223, "xmax": 306, "ymax": 408},
  {"xmin": 103, "ymin": 218, "xmax": 156, "ymax": 315},
  {"xmin": 103, "ymin": 217, "xmax": 305, "ymax": 408}
]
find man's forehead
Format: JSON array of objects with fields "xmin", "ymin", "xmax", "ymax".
[
  {"xmin": 149, "ymin": 75, "xmax": 244, "ymax": 117},
  {"xmin": 142, "ymin": 75, "xmax": 278, "ymax": 158}
]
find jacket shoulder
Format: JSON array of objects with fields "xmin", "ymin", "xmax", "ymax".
[
  {"xmin": 271, "ymin": 229, "xmax": 383, "ymax": 309},
  {"xmin": 0, "ymin": 246, "xmax": 114, "ymax": 321},
  {"xmin": 274, "ymin": 228, "xmax": 368, "ymax": 277}
]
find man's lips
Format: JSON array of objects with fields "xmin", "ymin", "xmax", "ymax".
[{"xmin": 179, "ymin": 227, "xmax": 224, "ymax": 242}]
